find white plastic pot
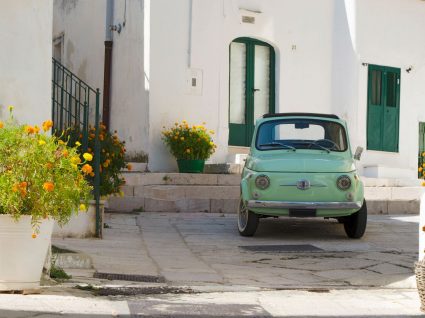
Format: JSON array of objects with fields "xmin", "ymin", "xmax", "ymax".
[
  {"xmin": 53, "ymin": 200, "xmax": 104, "ymax": 238},
  {"xmin": 0, "ymin": 215, "xmax": 54, "ymax": 291}
]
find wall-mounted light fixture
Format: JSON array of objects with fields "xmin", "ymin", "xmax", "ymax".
[{"xmin": 406, "ymin": 66, "xmax": 413, "ymax": 73}]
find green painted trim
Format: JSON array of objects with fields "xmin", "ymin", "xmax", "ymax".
[
  {"xmin": 228, "ymin": 37, "xmax": 276, "ymax": 147},
  {"xmin": 366, "ymin": 64, "xmax": 400, "ymax": 153}
]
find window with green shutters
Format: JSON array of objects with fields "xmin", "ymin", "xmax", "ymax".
[{"xmin": 366, "ymin": 65, "xmax": 400, "ymax": 152}]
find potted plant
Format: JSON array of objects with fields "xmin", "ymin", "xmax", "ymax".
[
  {"xmin": 55, "ymin": 124, "xmax": 127, "ymax": 238},
  {"xmin": 0, "ymin": 106, "xmax": 92, "ymax": 290},
  {"xmin": 162, "ymin": 120, "xmax": 217, "ymax": 173}
]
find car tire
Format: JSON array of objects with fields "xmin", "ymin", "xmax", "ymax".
[
  {"xmin": 343, "ymin": 200, "xmax": 367, "ymax": 239},
  {"xmin": 238, "ymin": 198, "xmax": 259, "ymax": 237}
]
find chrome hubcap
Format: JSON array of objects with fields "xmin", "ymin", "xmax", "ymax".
[{"xmin": 238, "ymin": 198, "xmax": 248, "ymax": 231}]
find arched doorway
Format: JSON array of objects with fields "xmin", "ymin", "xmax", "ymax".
[{"xmin": 228, "ymin": 37, "xmax": 275, "ymax": 147}]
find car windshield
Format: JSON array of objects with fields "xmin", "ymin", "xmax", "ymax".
[{"xmin": 256, "ymin": 118, "xmax": 348, "ymax": 152}]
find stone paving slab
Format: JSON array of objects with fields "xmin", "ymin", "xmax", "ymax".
[{"xmin": 137, "ymin": 213, "xmax": 418, "ymax": 289}]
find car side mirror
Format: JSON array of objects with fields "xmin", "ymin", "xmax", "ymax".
[{"xmin": 354, "ymin": 146, "xmax": 363, "ymax": 161}]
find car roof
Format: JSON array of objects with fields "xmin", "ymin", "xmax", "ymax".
[{"xmin": 262, "ymin": 113, "xmax": 339, "ymax": 120}]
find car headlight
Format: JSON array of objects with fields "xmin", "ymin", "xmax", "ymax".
[
  {"xmin": 337, "ymin": 175, "xmax": 351, "ymax": 190},
  {"xmin": 255, "ymin": 175, "xmax": 270, "ymax": 190}
]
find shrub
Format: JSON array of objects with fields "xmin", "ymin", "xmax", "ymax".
[
  {"xmin": 0, "ymin": 107, "xmax": 92, "ymax": 230},
  {"xmin": 162, "ymin": 120, "xmax": 217, "ymax": 160},
  {"xmin": 61, "ymin": 124, "xmax": 127, "ymax": 197}
]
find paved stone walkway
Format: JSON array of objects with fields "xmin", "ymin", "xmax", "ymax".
[{"xmin": 137, "ymin": 213, "xmax": 418, "ymax": 288}]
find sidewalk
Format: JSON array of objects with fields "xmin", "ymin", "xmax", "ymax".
[{"xmin": 10, "ymin": 211, "xmax": 418, "ymax": 317}]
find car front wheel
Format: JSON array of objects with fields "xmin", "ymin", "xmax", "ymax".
[
  {"xmin": 343, "ymin": 200, "xmax": 367, "ymax": 239},
  {"xmin": 238, "ymin": 198, "xmax": 259, "ymax": 237}
]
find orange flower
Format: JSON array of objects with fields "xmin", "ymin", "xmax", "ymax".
[
  {"xmin": 46, "ymin": 162, "xmax": 53, "ymax": 169},
  {"xmin": 127, "ymin": 164, "xmax": 132, "ymax": 171},
  {"xmin": 34, "ymin": 125, "xmax": 40, "ymax": 134},
  {"xmin": 32, "ymin": 233, "xmax": 37, "ymax": 239},
  {"xmin": 0, "ymin": 121, "xmax": 3, "ymax": 129},
  {"xmin": 81, "ymin": 164, "xmax": 93, "ymax": 175},
  {"xmin": 62, "ymin": 149, "xmax": 69, "ymax": 157},
  {"xmin": 25, "ymin": 125, "xmax": 36, "ymax": 134},
  {"xmin": 42, "ymin": 120, "xmax": 53, "ymax": 132},
  {"xmin": 43, "ymin": 182, "xmax": 54, "ymax": 192}
]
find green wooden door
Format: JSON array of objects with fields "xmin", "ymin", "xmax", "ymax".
[
  {"xmin": 367, "ymin": 65, "xmax": 400, "ymax": 152},
  {"xmin": 229, "ymin": 38, "xmax": 275, "ymax": 147}
]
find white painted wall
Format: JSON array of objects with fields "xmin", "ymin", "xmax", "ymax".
[
  {"xmin": 109, "ymin": 0, "xmax": 149, "ymax": 157},
  {"xmin": 53, "ymin": 0, "xmax": 105, "ymax": 94},
  {"xmin": 53, "ymin": 0, "xmax": 425, "ymax": 177},
  {"xmin": 53, "ymin": 0, "xmax": 149, "ymax": 157},
  {"xmin": 148, "ymin": 0, "xmax": 335, "ymax": 171},
  {"xmin": 332, "ymin": 0, "xmax": 425, "ymax": 179},
  {"xmin": 0, "ymin": 0, "xmax": 52, "ymax": 126}
]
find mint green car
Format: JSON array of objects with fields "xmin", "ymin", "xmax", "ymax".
[{"xmin": 238, "ymin": 113, "xmax": 366, "ymax": 238}]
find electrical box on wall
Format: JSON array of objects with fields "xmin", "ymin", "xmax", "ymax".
[{"xmin": 186, "ymin": 68, "xmax": 203, "ymax": 95}]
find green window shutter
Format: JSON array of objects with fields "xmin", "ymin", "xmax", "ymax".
[{"xmin": 367, "ymin": 65, "xmax": 400, "ymax": 152}]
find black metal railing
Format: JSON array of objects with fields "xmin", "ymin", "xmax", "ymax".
[{"xmin": 51, "ymin": 58, "xmax": 102, "ymax": 237}]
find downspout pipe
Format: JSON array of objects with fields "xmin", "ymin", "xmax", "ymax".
[{"xmin": 103, "ymin": 0, "xmax": 114, "ymax": 129}]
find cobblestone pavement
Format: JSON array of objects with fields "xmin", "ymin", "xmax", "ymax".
[{"xmin": 138, "ymin": 213, "xmax": 418, "ymax": 289}]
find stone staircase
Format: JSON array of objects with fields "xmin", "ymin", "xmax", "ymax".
[{"xmin": 107, "ymin": 172, "xmax": 423, "ymax": 214}]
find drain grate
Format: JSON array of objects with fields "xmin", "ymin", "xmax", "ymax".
[
  {"xmin": 239, "ymin": 244, "xmax": 324, "ymax": 253},
  {"xmin": 93, "ymin": 272, "xmax": 165, "ymax": 283}
]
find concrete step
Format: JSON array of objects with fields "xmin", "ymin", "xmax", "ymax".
[
  {"xmin": 107, "ymin": 172, "xmax": 424, "ymax": 214},
  {"xmin": 204, "ymin": 163, "xmax": 243, "ymax": 174},
  {"xmin": 122, "ymin": 172, "xmax": 241, "ymax": 186}
]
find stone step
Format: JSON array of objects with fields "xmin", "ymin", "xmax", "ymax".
[
  {"xmin": 144, "ymin": 185, "xmax": 240, "ymax": 201},
  {"xmin": 204, "ymin": 163, "xmax": 243, "ymax": 174},
  {"xmin": 122, "ymin": 172, "xmax": 241, "ymax": 186}
]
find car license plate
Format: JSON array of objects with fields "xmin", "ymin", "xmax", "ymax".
[{"xmin": 289, "ymin": 209, "xmax": 317, "ymax": 217}]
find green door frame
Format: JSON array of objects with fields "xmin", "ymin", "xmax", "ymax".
[
  {"xmin": 366, "ymin": 64, "xmax": 400, "ymax": 152},
  {"xmin": 228, "ymin": 37, "xmax": 275, "ymax": 147}
]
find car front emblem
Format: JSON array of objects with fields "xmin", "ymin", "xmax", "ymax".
[{"xmin": 297, "ymin": 179, "xmax": 311, "ymax": 190}]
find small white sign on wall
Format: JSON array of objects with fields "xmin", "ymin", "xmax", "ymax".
[{"xmin": 186, "ymin": 68, "xmax": 203, "ymax": 96}]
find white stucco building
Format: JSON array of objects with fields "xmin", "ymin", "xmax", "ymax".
[
  {"xmin": 53, "ymin": 0, "xmax": 425, "ymax": 178},
  {"xmin": 0, "ymin": 0, "xmax": 53, "ymax": 126}
]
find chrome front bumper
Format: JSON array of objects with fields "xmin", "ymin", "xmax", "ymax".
[{"xmin": 247, "ymin": 200, "xmax": 362, "ymax": 210}]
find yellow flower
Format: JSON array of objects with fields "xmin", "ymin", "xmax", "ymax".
[
  {"xmin": 419, "ymin": 167, "xmax": 423, "ymax": 172},
  {"xmin": 8, "ymin": 105, "xmax": 14, "ymax": 112},
  {"xmin": 209, "ymin": 130, "xmax": 215, "ymax": 134},
  {"xmin": 83, "ymin": 153, "xmax": 93, "ymax": 162},
  {"xmin": 71, "ymin": 164, "xmax": 78, "ymax": 170},
  {"xmin": 75, "ymin": 141, "xmax": 81, "ymax": 147},
  {"xmin": 58, "ymin": 140, "xmax": 65, "ymax": 145},
  {"xmin": 180, "ymin": 137, "xmax": 184, "ymax": 141},
  {"xmin": 79, "ymin": 204, "xmax": 87, "ymax": 211},
  {"xmin": 422, "ymin": 152, "xmax": 425, "ymax": 157},
  {"xmin": 43, "ymin": 182, "xmax": 55, "ymax": 192},
  {"xmin": 186, "ymin": 148, "xmax": 191, "ymax": 153},
  {"xmin": 209, "ymin": 142, "xmax": 214, "ymax": 146},
  {"xmin": 38, "ymin": 140, "xmax": 46, "ymax": 145},
  {"xmin": 422, "ymin": 181, "xmax": 425, "ymax": 187},
  {"xmin": 71, "ymin": 156, "xmax": 81, "ymax": 164}
]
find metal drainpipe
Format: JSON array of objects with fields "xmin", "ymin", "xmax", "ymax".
[{"xmin": 103, "ymin": 0, "xmax": 114, "ymax": 129}]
